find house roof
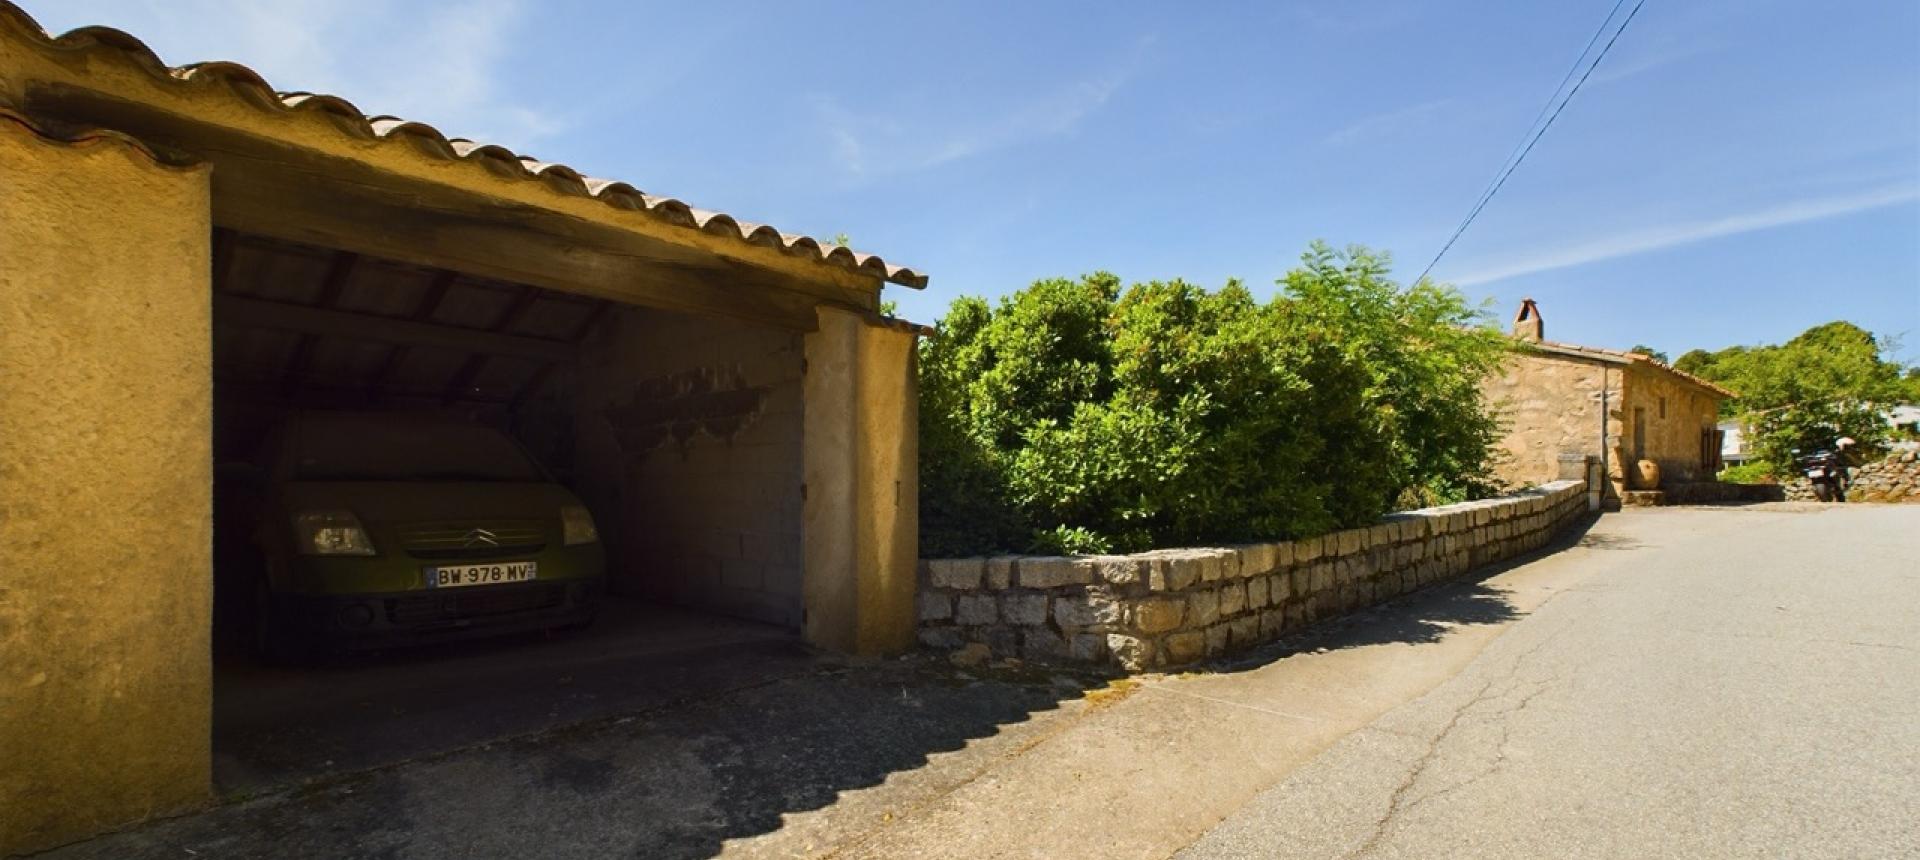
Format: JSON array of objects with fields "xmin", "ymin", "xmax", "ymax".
[
  {"xmin": 1522, "ymin": 339, "xmax": 1738, "ymax": 399},
  {"xmin": 0, "ymin": 2, "xmax": 929, "ymax": 290}
]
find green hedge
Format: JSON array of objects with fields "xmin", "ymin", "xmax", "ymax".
[{"xmin": 919, "ymin": 243, "xmax": 1508, "ymax": 557}]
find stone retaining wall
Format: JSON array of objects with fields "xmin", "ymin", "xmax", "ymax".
[
  {"xmin": 1784, "ymin": 450, "xmax": 1920, "ymax": 502},
  {"xmin": 916, "ymin": 479, "xmax": 1591, "ymax": 672}
]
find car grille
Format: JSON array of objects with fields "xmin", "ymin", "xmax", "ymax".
[
  {"xmin": 385, "ymin": 584, "xmax": 565, "ymax": 625},
  {"xmin": 398, "ymin": 521, "xmax": 547, "ymax": 560}
]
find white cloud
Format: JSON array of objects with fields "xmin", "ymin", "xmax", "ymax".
[
  {"xmin": 1446, "ymin": 184, "xmax": 1920, "ymax": 286},
  {"xmin": 39, "ymin": 0, "xmax": 562, "ymax": 146},
  {"xmin": 1323, "ymin": 98, "xmax": 1453, "ymax": 145},
  {"xmin": 1589, "ymin": 40, "xmax": 1717, "ymax": 86},
  {"xmin": 813, "ymin": 47, "xmax": 1145, "ymax": 178}
]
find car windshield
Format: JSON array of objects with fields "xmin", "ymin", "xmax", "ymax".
[{"xmin": 290, "ymin": 415, "xmax": 545, "ymax": 482}]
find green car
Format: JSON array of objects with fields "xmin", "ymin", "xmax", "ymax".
[{"xmin": 220, "ymin": 411, "xmax": 606, "ymax": 658}]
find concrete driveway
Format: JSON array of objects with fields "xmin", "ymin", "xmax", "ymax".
[
  {"xmin": 37, "ymin": 504, "xmax": 1918, "ymax": 859},
  {"xmin": 211, "ymin": 598, "xmax": 810, "ymax": 794}
]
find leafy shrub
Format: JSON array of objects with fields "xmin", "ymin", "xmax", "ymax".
[
  {"xmin": 918, "ymin": 243, "xmax": 1507, "ymax": 556},
  {"xmin": 1716, "ymin": 461, "xmax": 1776, "ymax": 484}
]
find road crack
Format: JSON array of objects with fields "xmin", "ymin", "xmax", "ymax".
[{"xmin": 1344, "ymin": 621, "xmax": 1572, "ymax": 858}]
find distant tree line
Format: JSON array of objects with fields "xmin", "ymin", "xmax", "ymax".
[{"xmin": 1674, "ymin": 321, "xmax": 1920, "ymax": 477}]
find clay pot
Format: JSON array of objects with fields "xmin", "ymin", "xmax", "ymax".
[{"xmin": 1634, "ymin": 459, "xmax": 1661, "ymax": 489}]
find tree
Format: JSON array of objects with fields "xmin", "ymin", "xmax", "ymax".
[
  {"xmin": 1678, "ymin": 322, "xmax": 1913, "ymax": 474},
  {"xmin": 1627, "ymin": 344, "xmax": 1669, "ymax": 363},
  {"xmin": 916, "ymin": 243, "xmax": 1507, "ymax": 555}
]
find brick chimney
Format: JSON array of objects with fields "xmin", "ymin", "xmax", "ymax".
[{"xmin": 1512, "ymin": 298, "xmax": 1544, "ymax": 343}]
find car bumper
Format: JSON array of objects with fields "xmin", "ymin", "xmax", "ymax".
[{"xmin": 274, "ymin": 577, "xmax": 604, "ymax": 650}]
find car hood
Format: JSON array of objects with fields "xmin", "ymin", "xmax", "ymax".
[{"xmin": 280, "ymin": 481, "xmax": 583, "ymax": 523}]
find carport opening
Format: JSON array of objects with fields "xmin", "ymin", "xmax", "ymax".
[{"xmin": 209, "ymin": 228, "xmax": 808, "ymax": 791}]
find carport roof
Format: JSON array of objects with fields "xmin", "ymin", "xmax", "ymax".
[{"xmin": 0, "ymin": 2, "xmax": 929, "ymax": 290}]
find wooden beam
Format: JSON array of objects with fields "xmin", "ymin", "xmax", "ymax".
[
  {"xmin": 65, "ymin": 110, "xmax": 876, "ymax": 330},
  {"xmin": 216, "ymin": 375, "xmax": 510, "ymax": 407},
  {"xmin": 367, "ymin": 268, "xmax": 459, "ymax": 397},
  {"xmin": 216, "ymin": 167, "xmax": 837, "ymax": 330},
  {"xmin": 571, "ymin": 301, "xmax": 614, "ymax": 342},
  {"xmin": 26, "ymin": 87, "xmax": 899, "ymax": 298},
  {"xmin": 509, "ymin": 362, "xmax": 559, "ymax": 411},
  {"xmin": 410, "ymin": 269, "xmax": 461, "ymax": 322},
  {"xmin": 210, "ymin": 227, "xmax": 238, "ymax": 293},
  {"xmin": 280, "ymin": 250, "xmax": 360, "ymax": 392},
  {"xmin": 217, "ymin": 295, "xmax": 574, "ymax": 363},
  {"xmin": 312, "ymin": 251, "xmax": 359, "ymax": 308},
  {"xmin": 490, "ymin": 285, "xmax": 541, "ymax": 333},
  {"xmin": 440, "ymin": 355, "xmax": 491, "ymax": 405},
  {"xmin": 441, "ymin": 284, "xmax": 543, "ymax": 405}
]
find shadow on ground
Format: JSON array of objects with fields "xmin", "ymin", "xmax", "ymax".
[
  {"xmin": 49, "ymin": 516, "xmax": 1616, "ymax": 860},
  {"xmin": 1214, "ymin": 513, "xmax": 1603, "ymax": 667},
  {"xmin": 210, "ymin": 599, "xmax": 819, "ymax": 794}
]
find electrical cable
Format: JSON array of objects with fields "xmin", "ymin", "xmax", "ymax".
[
  {"xmin": 1414, "ymin": 0, "xmax": 1650, "ymax": 286},
  {"xmin": 1446, "ymin": 0, "xmax": 1630, "ymax": 259}
]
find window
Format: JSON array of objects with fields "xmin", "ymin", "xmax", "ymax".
[{"xmin": 1659, "ymin": 396, "xmax": 1667, "ymax": 419}]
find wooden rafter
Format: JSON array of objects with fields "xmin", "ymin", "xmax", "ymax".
[
  {"xmin": 509, "ymin": 362, "xmax": 559, "ymax": 411},
  {"xmin": 219, "ymin": 295, "xmax": 573, "ymax": 363},
  {"xmin": 279, "ymin": 250, "xmax": 359, "ymax": 393},
  {"xmin": 441, "ymin": 284, "xmax": 542, "ymax": 404},
  {"xmin": 210, "ymin": 227, "xmax": 238, "ymax": 293},
  {"xmin": 367, "ymin": 268, "xmax": 459, "ymax": 398}
]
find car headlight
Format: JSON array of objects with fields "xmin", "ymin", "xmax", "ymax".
[
  {"xmin": 293, "ymin": 510, "xmax": 376, "ymax": 556},
  {"xmin": 561, "ymin": 504, "xmax": 599, "ymax": 546}
]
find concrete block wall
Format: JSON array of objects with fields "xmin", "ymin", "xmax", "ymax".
[
  {"xmin": 574, "ymin": 305, "xmax": 806, "ymax": 628},
  {"xmin": 916, "ymin": 480, "xmax": 1590, "ymax": 672}
]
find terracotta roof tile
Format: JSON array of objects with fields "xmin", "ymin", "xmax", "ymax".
[
  {"xmin": 0, "ymin": 2, "xmax": 929, "ymax": 289},
  {"xmin": 1530, "ymin": 338, "xmax": 1737, "ymax": 398},
  {"xmin": 0, "ymin": 106, "xmax": 203, "ymax": 170}
]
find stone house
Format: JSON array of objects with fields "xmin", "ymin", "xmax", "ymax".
[
  {"xmin": 0, "ymin": 4, "xmax": 925, "ymax": 853},
  {"xmin": 1483, "ymin": 300, "xmax": 1734, "ymax": 500}
]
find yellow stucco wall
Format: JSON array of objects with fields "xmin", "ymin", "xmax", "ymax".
[
  {"xmin": 1620, "ymin": 364, "xmax": 1722, "ymax": 486},
  {"xmin": 1484, "ymin": 351, "xmax": 1618, "ymax": 490},
  {"xmin": 800, "ymin": 308, "xmax": 919, "ymax": 654},
  {"xmin": 0, "ymin": 121, "xmax": 213, "ymax": 854}
]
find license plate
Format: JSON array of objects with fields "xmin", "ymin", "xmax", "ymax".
[
  {"xmin": 1808, "ymin": 468, "xmax": 1827, "ymax": 478},
  {"xmin": 426, "ymin": 561, "xmax": 537, "ymax": 589}
]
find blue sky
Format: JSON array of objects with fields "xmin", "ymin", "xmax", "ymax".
[{"xmin": 37, "ymin": 1, "xmax": 1920, "ymax": 358}]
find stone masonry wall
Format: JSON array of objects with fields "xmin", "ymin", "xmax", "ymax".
[
  {"xmin": 1784, "ymin": 450, "xmax": 1920, "ymax": 503},
  {"xmin": 1485, "ymin": 351, "xmax": 1611, "ymax": 491},
  {"xmin": 916, "ymin": 480, "xmax": 1591, "ymax": 672}
]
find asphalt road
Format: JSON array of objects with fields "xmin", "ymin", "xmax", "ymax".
[{"xmin": 1179, "ymin": 503, "xmax": 1920, "ymax": 860}]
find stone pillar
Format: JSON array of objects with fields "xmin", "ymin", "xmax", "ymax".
[
  {"xmin": 800, "ymin": 307, "xmax": 919, "ymax": 654},
  {"xmin": 0, "ymin": 116, "xmax": 213, "ymax": 854}
]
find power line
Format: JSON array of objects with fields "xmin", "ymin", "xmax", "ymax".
[
  {"xmin": 1451, "ymin": 0, "xmax": 1629, "ymax": 254},
  {"xmin": 1414, "ymin": 0, "xmax": 1649, "ymax": 286}
]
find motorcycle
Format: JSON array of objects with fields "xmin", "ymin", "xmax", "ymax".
[{"xmin": 1795, "ymin": 447, "xmax": 1849, "ymax": 503}]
